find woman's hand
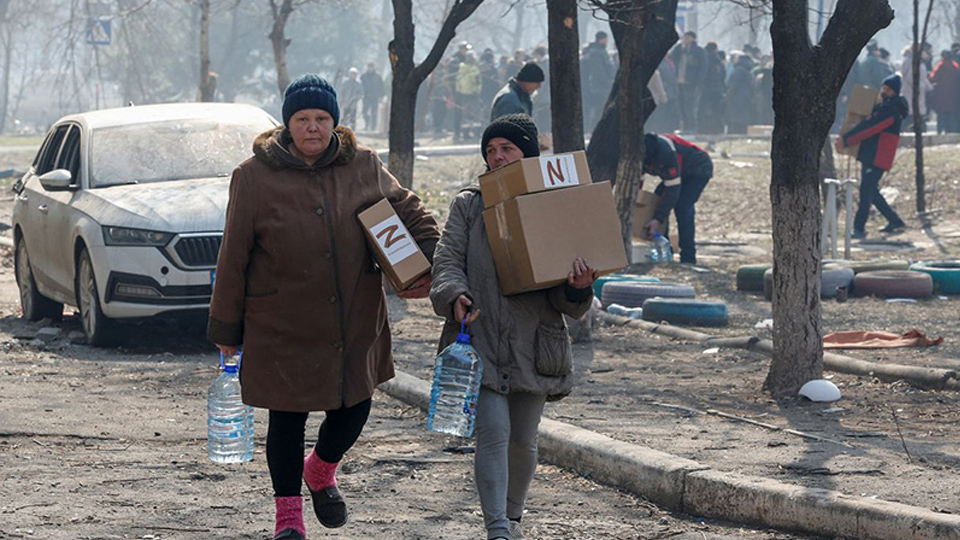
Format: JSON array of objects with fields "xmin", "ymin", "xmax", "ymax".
[
  {"xmin": 454, "ymin": 294, "xmax": 480, "ymax": 325},
  {"xmin": 398, "ymin": 273, "xmax": 432, "ymax": 299},
  {"xmin": 568, "ymin": 257, "xmax": 598, "ymax": 289},
  {"xmin": 215, "ymin": 343, "xmax": 240, "ymax": 358}
]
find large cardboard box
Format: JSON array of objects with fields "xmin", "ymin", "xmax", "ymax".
[
  {"xmin": 483, "ymin": 181, "xmax": 627, "ymax": 296},
  {"xmin": 632, "ymin": 189, "xmax": 660, "ymax": 241},
  {"xmin": 838, "ymin": 112, "xmax": 867, "ymax": 157},
  {"xmin": 358, "ymin": 199, "xmax": 431, "ymax": 292},
  {"xmin": 479, "ymin": 151, "xmax": 592, "ymax": 208},
  {"xmin": 848, "ymin": 85, "xmax": 878, "ymax": 117}
]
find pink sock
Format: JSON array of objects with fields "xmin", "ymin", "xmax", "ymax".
[
  {"xmin": 303, "ymin": 448, "xmax": 339, "ymax": 491},
  {"xmin": 274, "ymin": 496, "xmax": 305, "ymax": 537}
]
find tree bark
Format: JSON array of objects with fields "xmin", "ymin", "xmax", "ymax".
[
  {"xmin": 766, "ymin": 0, "xmax": 893, "ymax": 399},
  {"xmin": 913, "ymin": 0, "xmax": 934, "ymax": 215},
  {"xmin": 585, "ymin": 0, "xmax": 678, "ymax": 186},
  {"xmin": 0, "ymin": 0, "xmax": 9, "ymax": 133},
  {"xmin": 269, "ymin": 0, "xmax": 294, "ymax": 96},
  {"xmin": 388, "ymin": 0, "xmax": 484, "ymax": 189},
  {"xmin": 198, "ymin": 0, "xmax": 216, "ymax": 102},
  {"xmin": 546, "ymin": 0, "xmax": 584, "ymax": 153}
]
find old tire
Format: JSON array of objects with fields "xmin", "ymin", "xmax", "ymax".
[
  {"xmin": 593, "ymin": 274, "xmax": 659, "ymax": 302},
  {"xmin": 736, "ymin": 264, "xmax": 771, "ymax": 292},
  {"xmin": 641, "ymin": 298, "xmax": 729, "ymax": 327},
  {"xmin": 852, "ymin": 270, "xmax": 933, "ymax": 298},
  {"xmin": 763, "ymin": 266, "xmax": 855, "ymax": 300},
  {"xmin": 601, "ymin": 282, "xmax": 695, "ymax": 308},
  {"xmin": 908, "ymin": 260, "xmax": 960, "ymax": 294},
  {"xmin": 15, "ymin": 239, "xmax": 63, "ymax": 321},
  {"xmin": 821, "ymin": 266, "xmax": 855, "ymax": 298}
]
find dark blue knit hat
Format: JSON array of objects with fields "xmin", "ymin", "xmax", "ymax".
[
  {"xmin": 481, "ymin": 113, "xmax": 540, "ymax": 160},
  {"xmin": 282, "ymin": 74, "xmax": 340, "ymax": 127},
  {"xmin": 882, "ymin": 73, "xmax": 902, "ymax": 95}
]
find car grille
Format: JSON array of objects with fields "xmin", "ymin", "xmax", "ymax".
[{"xmin": 172, "ymin": 235, "xmax": 221, "ymax": 268}]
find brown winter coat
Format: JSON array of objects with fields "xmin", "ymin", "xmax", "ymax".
[
  {"xmin": 208, "ymin": 126, "xmax": 440, "ymax": 412},
  {"xmin": 429, "ymin": 188, "xmax": 593, "ymax": 400}
]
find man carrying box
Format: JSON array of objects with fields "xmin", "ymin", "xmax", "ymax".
[
  {"xmin": 641, "ymin": 132, "xmax": 713, "ymax": 264},
  {"xmin": 836, "ymin": 73, "xmax": 908, "ymax": 239}
]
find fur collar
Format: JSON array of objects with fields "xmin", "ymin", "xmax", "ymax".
[{"xmin": 253, "ymin": 125, "xmax": 358, "ymax": 170}]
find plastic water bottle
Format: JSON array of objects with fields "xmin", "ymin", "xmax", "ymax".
[
  {"xmin": 427, "ymin": 319, "xmax": 483, "ymax": 438},
  {"xmin": 207, "ymin": 351, "xmax": 254, "ymax": 463},
  {"xmin": 650, "ymin": 232, "xmax": 673, "ymax": 262},
  {"xmin": 606, "ymin": 303, "xmax": 643, "ymax": 319}
]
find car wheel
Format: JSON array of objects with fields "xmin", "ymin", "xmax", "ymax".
[
  {"xmin": 15, "ymin": 239, "xmax": 64, "ymax": 321},
  {"xmin": 76, "ymin": 248, "xmax": 115, "ymax": 346}
]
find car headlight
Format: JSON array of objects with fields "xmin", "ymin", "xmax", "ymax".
[{"xmin": 102, "ymin": 227, "xmax": 173, "ymax": 247}]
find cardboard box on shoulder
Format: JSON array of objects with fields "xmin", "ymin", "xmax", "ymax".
[
  {"xmin": 483, "ymin": 182, "xmax": 627, "ymax": 296},
  {"xmin": 358, "ymin": 199, "xmax": 431, "ymax": 292},
  {"xmin": 479, "ymin": 150, "xmax": 591, "ymax": 208},
  {"xmin": 848, "ymin": 85, "xmax": 879, "ymax": 117}
]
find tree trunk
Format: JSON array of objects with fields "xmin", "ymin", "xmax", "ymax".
[
  {"xmin": 546, "ymin": 0, "xmax": 584, "ymax": 153},
  {"xmin": 512, "ymin": 2, "xmax": 525, "ymax": 54},
  {"xmin": 585, "ymin": 0, "xmax": 678, "ymax": 186},
  {"xmin": 388, "ymin": 0, "xmax": 484, "ymax": 188},
  {"xmin": 766, "ymin": 0, "xmax": 893, "ymax": 399},
  {"xmin": 0, "ymin": 27, "xmax": 11, "ymax": 134},
  {"xmin": 198, "ymin": 0, "xmax": 216, "ymax": 102},
  {"xmin": 269, "ymin": 0, "xmax": 294, "ymax": 96},
  {"xmin": 913, "ymin": 0, "xmax": 934, "ymax": 215}
]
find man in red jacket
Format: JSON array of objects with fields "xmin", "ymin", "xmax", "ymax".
[{"xmin": 837, "ymin": 73, "xmax": 908, "ymax": 239}]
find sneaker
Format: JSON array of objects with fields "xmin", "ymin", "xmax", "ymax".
[
  {"xmin": 509, "ymin": 520, "xmax": 525, "ymax": 540},
  {"xmin": 851, "ymin": 229, "xmax": 866, "ymax": 240},
  {"xmin": 879, "ymin": 221, "xmax": 906, "ymax": 233}
]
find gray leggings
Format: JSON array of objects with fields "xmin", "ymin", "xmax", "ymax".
[{"xmin": 474, "ymin": 387, "xmax": 547, "ymax": 540}]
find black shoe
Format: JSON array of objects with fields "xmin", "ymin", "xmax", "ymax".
[
  {"xmin": 308, "ymin": 485, "xmax": 347, "ymax": 528},
  {"xmin": 879, "ymin": 222, "xmax": 906, "ymax": 233},
  {"xmin": 851, "ymin": 229, "xmax": 867, "ymax": 240},
  {"xmin": 273, "ymin": 529, "xmax": 304, "ymax": 540}
]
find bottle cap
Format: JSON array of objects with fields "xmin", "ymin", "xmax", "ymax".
[
  {"xmin": 220, "ymin": 350, "xmax": 242, "ymax": 373},
  {"xmin": 456, "ymin": 317, "xmax": 472, "ymax": 344},
  {"xmin": 653, "ymin": 232, "xmax": 663, "ymax": 239}
]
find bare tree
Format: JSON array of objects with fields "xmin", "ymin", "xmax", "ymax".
[
  {"xmin": 268, "ymin": 0, "xmax": 296, "ymax": 95},
  {"xmin": 198, "ymin": 0, "xmax": 217, "ymax": 101},
  {"xmin": 765, "ymin": 0, "xmax": 893, "ymax": 398},
  {"xmin": 912, "ymin": 0, "xmax": 935, "ymax": 216},
  {"xmin": 547, "ymin": 0, "xmax": 584, "ymax": 153},
  {"xmin": 583, "ymin": 0, "xmax": 679, "ymax": 261},
  {"xmin": 388, "ymin": 0, "xmax": 484, "ymax": 189},
  {"xmin": 0, "ymin": 0, "xmax": 12, "ymax": 132}
]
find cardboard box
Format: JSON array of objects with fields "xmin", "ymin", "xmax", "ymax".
[
  {"xmin": 479, "ymin": 150, "xmax": 592, "ymax": 208},
  {"xmin": 632, "ymin": 189, "xmax": 661, "ymax": 241},
  {"xmin": 848, "ymin": 85, "xmax": 878, "ymax": 117},
  {"xmin": 838, "ymin": 112, "xmax": 867, "ymax": 157},
  {"xmin": 483, "ymin": 181, "xmax": 627, "ymax": 296},
  {"xmin": 358, "ymin": 199, "xmax": 431, "ymax": 291}
]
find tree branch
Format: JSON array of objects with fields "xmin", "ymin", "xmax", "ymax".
[
  {"xmin": 409, "ymin": 0, "xmax": 483, "ymax": 87},
  {"xmin": 814, "ymin": 0, "xmax": 894, "ymax": 100}
]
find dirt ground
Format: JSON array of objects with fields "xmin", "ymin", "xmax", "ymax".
[{"xmin": 1, "ymin": 136, "xmax": 959, "ymax": 539}]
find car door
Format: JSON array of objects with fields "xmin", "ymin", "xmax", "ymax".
[
  {"xmin": 16, "ymin": 124, "xmax": 69, "ymax": 297},
  {"xmin": 43, "ymin": 124, "xmax": 83, "ymax": 297}
]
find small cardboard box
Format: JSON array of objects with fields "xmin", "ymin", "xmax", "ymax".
[
  {"xmin": 483, "ymin": 181, "xmax": 627, "ymax": 296},
  {"xmin": 479, "ymin": 150, "xmax": 592, "ymax": 208},
  {"xmin": 358, "ymin": 199, "xmax": 431, "ymax": 291},
  {"xmin": 632, "ymin": 189, "xmax": 661, "ymax": 241},
  {"xmin": 838, "ymin": 112, "xmax": 867, "ymax": 157},
  {"xmin": 848, "ymin": 85, "xmax": 878, "ymax": 117}
]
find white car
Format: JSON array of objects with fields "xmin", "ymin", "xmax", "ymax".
[{"xmin": 13, "ymin": 102, "xmax": 279, "ymax": 345}]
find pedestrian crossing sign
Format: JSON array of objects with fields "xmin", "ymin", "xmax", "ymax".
[{"xmin": 86, "ymin": 18, "xmax": 111, "ymax": 46}]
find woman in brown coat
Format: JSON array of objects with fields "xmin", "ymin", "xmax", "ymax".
[
  {"xmin": 208, "ymin": 74, "xmax": 440, "ymax": 540},
  {"xmin": 429, "ymin": 114, "xmax": 596, "ymax": 540}
]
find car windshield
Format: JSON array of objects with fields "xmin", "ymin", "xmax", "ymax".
[{"xmin": 88, "ymin": 117, "xmax": 272, "ymax": 188}]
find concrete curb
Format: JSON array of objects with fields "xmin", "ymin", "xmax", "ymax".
[{"xmin": 378, "ymin": 370, "xmax": 960, "ymax": 540}]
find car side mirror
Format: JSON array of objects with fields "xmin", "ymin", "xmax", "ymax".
[{"xmin": 39, "ymin": 169, "xmax": 75, "ymax": 191}]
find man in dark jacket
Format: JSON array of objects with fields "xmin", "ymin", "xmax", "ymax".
[
  {"xmin": 490, "ymin": 62, "xmax": 543, "ymax": 121},
  {"xmin": 642, "ymin": 133, "xmax": 713, "ymax": 264},
  {"xmin": 669, "ymin": 31, "xmax": 706, "ymax": 133},
  {"xmin": 580, "ymin": 31, "xmax": 615, "ymax": 132},
  {"xmin": 360, "ymin": 63, "xmax": 384, "ymax": 131},
  {"xmin": 859, "ymin": 40, "xmax": 888, "ymax": 89},
  {"xmin": 837, "ymin": 74, "xmax": 908, "ymax": 238}
]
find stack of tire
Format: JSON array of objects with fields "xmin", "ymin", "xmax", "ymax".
[
  {"xmin": 753, "ymin": 264, "xmax": 855, "ymax": 301},
  {"xmin": 601, "ymin": 279, "xmax": 728, "ymax": 327},
  {"xmin": 908, "ymin": 260, "xmax": 960, "ymax": 295},
  {"xmin": 737, "ymin": 259, "xmax": 941, "ymax": 300}
]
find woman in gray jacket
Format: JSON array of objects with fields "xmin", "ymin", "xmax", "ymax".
[{"xmin": 429, "ymin": 114, "xmax": 596, "ymax": 540}]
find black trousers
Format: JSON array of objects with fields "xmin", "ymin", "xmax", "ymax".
[
  {"xmin": 266, "ymin": 399, "xmax": 372, "ymax": 497},
  {"xmin": 854, "ymin": 165, "xmax": 902, "ymax": 233}
]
